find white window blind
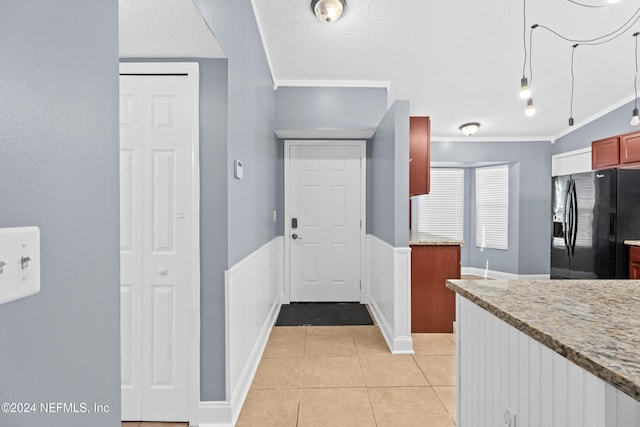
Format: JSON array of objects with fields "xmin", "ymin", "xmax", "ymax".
[
  {"xmin": 475, "ymin": 164, "xmax": 509, "ymax": 250},
  {"xmin": 415, "ymin": 169, "xmax": 464, "ymax": 240}
]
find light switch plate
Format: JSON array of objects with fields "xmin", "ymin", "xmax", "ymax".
[
  {"xmin": 0, "ymin": 226, "xmax": 40, "ymax": 304},
  {"xmin": 234, "ymin": 159, "xmax": 244, "ymax": 179}
]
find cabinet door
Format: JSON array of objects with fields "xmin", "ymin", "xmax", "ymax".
[
  {"xmin": 591, "ymin": 136, "xmax": 619, "ymax": 170},
  {"xmin": 630, "ymin": 247, "xmax": 640, "ymax": 279},
  {"xmin": 409, "ymin": 116, "xmax": 430, "ymax": 195},
  {"xmin": 411, "ymin": 245, "xmax": 460, "ymax": 333},
  {"xmin": 620, "ymin": 132, "xmax": 640, "ymax": 164}
]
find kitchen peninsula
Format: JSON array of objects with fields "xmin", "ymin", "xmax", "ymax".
[
  {"xmin": 447, "ymin": 278, "xmax": 640, "ymax": 427},
  {"xmin": 410, "ymin": 231, "xmax": 463, "ymax": 333}
]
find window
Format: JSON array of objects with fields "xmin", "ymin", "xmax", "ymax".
[
  {"xmin": 475, "ymin": 164, "xmax": 509, "ymax": 250},
  {"xmin": 414, "ymin": 168, "xmax": 464, "ymax": 240}
]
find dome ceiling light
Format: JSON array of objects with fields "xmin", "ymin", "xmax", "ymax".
[
  {"xmin": 311, "ymin": 0, "xmax": 346, "ymax": 23},
  {"xmin": 459, "ymin": 122, "xmax": 481, "ymax": 136}
]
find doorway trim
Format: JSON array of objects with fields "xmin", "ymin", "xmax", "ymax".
[
  {"xmin": 118, "ymin": 61, "xmax": 200, "ymax": 424},
  {"xmin": 283, "ymin": 140, "xmax": 367, "ymax": 304}
]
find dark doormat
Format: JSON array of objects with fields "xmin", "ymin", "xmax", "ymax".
[{"xmin": 275, "ymin": 302, "xmax": 374, "ymax": 326}]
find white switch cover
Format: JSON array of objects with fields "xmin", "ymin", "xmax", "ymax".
[
  {"xmin": 0, "ymin": 227, "xmax": 40, "ymax": 304},
  {"xmin": 234, "ymin": 160, "xmax": 244, "ymax": 179}
]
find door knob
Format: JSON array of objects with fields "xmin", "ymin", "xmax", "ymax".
[
  {"xmin": 158, "ymin": 267, "xmax": 169, "ymax": 277},
  {"xmin": 291, "ymin": 233, "xmax": 303, "ymax": 240}
]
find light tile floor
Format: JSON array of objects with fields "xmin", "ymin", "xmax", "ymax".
[{"xmin": 237, "ymin": 325, "xmax": 457, "ymax": 426}]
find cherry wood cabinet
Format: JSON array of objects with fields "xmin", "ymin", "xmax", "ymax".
[
  {"xmin": 621, "ymin": 132, "xmax": 640, "ymax": 165},
  {"xmin": 410, "ymin": 245, "xmax": 460, "ymax": 333},
  {"xmin": 409, "ymin": 116, "xmax": 430, "ymax": 196},
  {"xmin": 592, "ymin": 131, "xmax": 640, "ymax": 170},
  {"xmin": 592, "ymin": 136, "xmax": 620, "ymax": 170},
  {"xmin": 630, "ymin": 246, "xmax": 640, "ymax": 279}
]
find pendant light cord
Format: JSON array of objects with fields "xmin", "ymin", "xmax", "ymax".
[
  {"xmin": 570, "ymin": 44, "xmax": 579, "ymax": 119},
  {"xmin": 535, "ymin": 6, "xmax": 640, "ymax": 46},
  {"xmin": 635, "ymin": 32, "xmax": 639, "ymax": 110},
  {"xmin": 567, "ymin": 0, "xmax": 607, "ymax": 9},
  {"xmin": 522, "ymin": 0, "xmax": 528, "ymax": 77},
  {"xmin": 529, "ymin": 25, "xmax": 538, "ymax": 87}
]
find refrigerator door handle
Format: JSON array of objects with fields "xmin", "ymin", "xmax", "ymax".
[
  {"xmin": 563, "ymin": 179, "xmax": 572, "ymax": 257},
  {"xmin": 570, "ymin": 180, "xmax": 578, "ymax": 256}
]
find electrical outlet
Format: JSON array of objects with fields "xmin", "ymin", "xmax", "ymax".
[{"xmin": 503, "ymin": 406, "xmax": 517, "ymax": 427}]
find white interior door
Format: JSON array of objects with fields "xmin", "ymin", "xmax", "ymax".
[
  {"xmin": 287, "ymin": 142, "xmax": 364, "ymax": 302},
  {"xmin": 120, "ymin": 73, "xmax": 194, "ymax": 421}
]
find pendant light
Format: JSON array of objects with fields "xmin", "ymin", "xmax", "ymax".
[
  {"xmin": 631, "ymin": 32, "xmax": 640, "ymax": 126},
  {"xmin": 311, "ymin": 0, "xmax": 346, "ymax": 23},
  {"xmin": 520, "ymin": 78, "xmax": 531, "ymax": 99},
  {"xmin": 525, "ymin": 98, "xmax": 536, "ymax": 116}
]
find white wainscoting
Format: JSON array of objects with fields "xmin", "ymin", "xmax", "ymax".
[
  {"xmin": 462, "ymin": 266, "xmax": 549, "ymax": 281},
  {"xmin": 457, "ymin": 295, "xmax": 640, "ymax": 427},
  {"xmin": 366, "ymin": 234, "xmax": 413, "ymax": 354},
  {"xmin": 198, "ymin": 237, "xmax": 283, "ymax": 427}
]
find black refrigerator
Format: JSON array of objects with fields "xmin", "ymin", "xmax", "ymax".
[{"xmin": 551, "ymin": 168, "xmax": 640, "ymax": 279}]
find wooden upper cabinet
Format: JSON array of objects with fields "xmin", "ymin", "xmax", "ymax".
[
  {"xmin": 410, "ymin": 116, "xmax": 431, "ymax": 196},
  {"xmin": 621, "ymin": 132, "xmax": 640, "ymax": 165},
  {"xmin": 592, "ymin": 136, "xmax": 620, "ymax": 170}
]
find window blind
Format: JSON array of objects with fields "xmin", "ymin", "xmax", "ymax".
[
  {"xmin": 415, "ymin": 168, "xmax": 464, "ymax": 240},
  {"xmin": 475, "ymin": 164, "xmax": 509, "ymax": 250}
]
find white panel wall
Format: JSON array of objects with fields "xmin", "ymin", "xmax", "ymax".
[
  {"xmin": 366, "ymin": 234, "xmax": 413, "ymax": 354},
  {"xmin": 457, "ymin": 295, "xmax": 640, "ymax": 427},
  {"xmin": 552, "ymin": 147, "xmax": 592, "ymax": 176},
  {"xmin": 223, "ymin": 237, "xmax": 283, "ymax": 424}
]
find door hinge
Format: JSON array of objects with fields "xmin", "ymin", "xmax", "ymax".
[
  {"xmin": 360, "ymin": 280, "xmax": 362, "ymax": 289},
  {"xmin": 360, "ymin": 220, "xmax": 362, "ymax": 229}
]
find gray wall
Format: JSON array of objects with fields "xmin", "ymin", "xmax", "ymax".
[
  {"xmin": 196, "ymin": 58, "xmax": 230, "ymax": 404},
  {"xmin": 368, "ymin": 101, "xmax": 411, "ymax": 247},
  {"xmin": 275, "ymin": 87, "xmax": 388, "ymax": 131},
  {"xmin": 121, "ymin": 57, "xmax": 230, "ymax": 403},
  {"xmin": 0, "ymin": 1, "xmax": 121, "ymax": 426},
  {"xmin": 195, "ymin": 0, "xmax": 279, "ymax": 269},
  {"xmin": 553, "ymin": 99, "xmax": 638, "ymax": 154},
  {"xmin": 432, "ymin": 140, "xmax": 552, "ymax": 275},
  {"xmin": 194, "ymin": 0, "xmax": 278, "ymax": 400}
]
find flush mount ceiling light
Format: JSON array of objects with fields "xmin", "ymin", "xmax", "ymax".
[
  {"xmin": 459, "ymin": 122, "xmax": 481, "ymax": 136},
  {"xmin": 311, "ymin": 0, "xmax": 346, "ymax": 23}
]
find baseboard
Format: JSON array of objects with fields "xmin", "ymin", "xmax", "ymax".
[
  {"xmin": 197, "ymin": 401, "xmax": 232, "ymax": 427},
  {"xmin": 461, "ymin": 267, "xmax": 550, "ymax": 280},
  {"xmin": 368, "ymin": 295, "xmax": 394, "ymax": 350}
]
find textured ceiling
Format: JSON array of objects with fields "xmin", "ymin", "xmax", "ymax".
[
  {"xmin": 253, "ymin": 0, "xmax": 640, "ymax": 140},
  {"xmin": 119, "ymin": 0, "xmax": 225, "ymax": 59}
]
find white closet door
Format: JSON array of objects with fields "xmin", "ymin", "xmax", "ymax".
[{"xmin": 120, "ymin": 74, "xmax": 193, "ymax": 421}]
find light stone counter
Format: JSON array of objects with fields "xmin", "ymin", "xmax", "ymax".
[
  {"xmin": 409, "ymin": 230, "xmax": 464, "ymax": 246},
  {"xmin": 447, "ymin": 279, "xmax": 640, "ymax": 400},
  {"xmin": 625, "ymin": 240, "xmax": 640, "ymax": 247}
]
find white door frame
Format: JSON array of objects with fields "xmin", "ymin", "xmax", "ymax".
[
  {"xmin": 283, "ymin": 140, "xmax": 367, "ymax": 304},
  {"xmin": 119, "ymin": 62, "xmax": 200, "ymax": 424}
]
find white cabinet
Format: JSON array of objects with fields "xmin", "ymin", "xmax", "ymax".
[{"xmin": 552, "ymin": 147, "xmax": 592, "ymax": 177}]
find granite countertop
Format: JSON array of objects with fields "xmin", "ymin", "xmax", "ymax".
[
  {"xmin": 446, "ymin": 279, "xmax": 640, "ymax": 400},
  {"xmin": 625, "ymin": 240, "xmax": 640, "ymax": 247},
  {"xmin": 409, "ymin": 230, "xmax": 464, "ymax": 246}
]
